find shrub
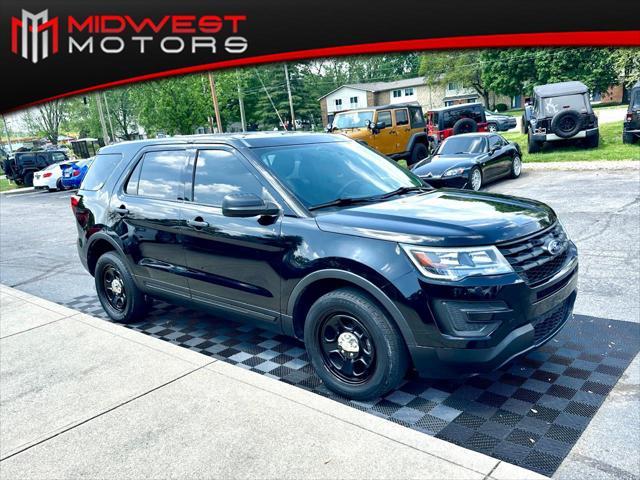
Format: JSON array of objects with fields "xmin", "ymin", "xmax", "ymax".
[{"xmin": 495, "ymin": 103, "xmax": 509, "ymax": 112}]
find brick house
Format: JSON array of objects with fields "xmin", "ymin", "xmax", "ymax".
[{"xmin": 319, "ymin": 77, "xmax": 511, "ymax": 125}]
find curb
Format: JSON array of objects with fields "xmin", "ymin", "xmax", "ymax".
[{"xmin": 0, "ymin": 186, "xmax": 35, "ymax": 196}]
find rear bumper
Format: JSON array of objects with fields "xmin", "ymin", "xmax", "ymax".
[{"xmin": 532, "ymin": 127, "xmax": 598, "ymax": 142}]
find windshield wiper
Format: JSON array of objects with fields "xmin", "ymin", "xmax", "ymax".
[
  {"xmin": 308, "ymin": 197, "xmax": 377, "ymax": 211},
  {"xmin": 376, "ymin": 185, "xmax": 431, "ymax": 200}
]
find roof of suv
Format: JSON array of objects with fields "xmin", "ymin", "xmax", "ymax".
[
  {"xmin": 533, "ymin": 81, "xmax": 589, "ymax": 97},
  {"xmin": 97, "ymin": 132, "xmax": 348, "ymax": 156}
]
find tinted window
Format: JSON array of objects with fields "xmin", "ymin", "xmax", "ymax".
[
  {"xmin": 395, "ymin": 109, "xmax": 409, "ymax": 126},
  {"xmin": 443, "ymin": 106, "xmax": 484, "ymax": 129},
  {"xmin": 51, "ymin": 152, "xmax": 66, "ymax": 162},
  {"xmin": 125, "ymin": 159, "xmax": 143, "ymax": 194},
  {"xmin": 192, "ymin": 150, "xmax": 264, "ymax": 206},
  {"xmin": 632, "ymin": 90, "xmax": 640, "ymax": 109},
  {"xmin": 136, "ymin": 151, "xmax": 186, "ymax": 199},
  {"xmin": 488, "ymin": 136, "xmax": 502, "ymax": 150},
  {"xmin": 81, "ymin": 153, "xmax": 123, "ymax": 191},
  {"xmin": 377, "ymin": 111, "xmax": 392, "ymax": 128},
  {"xmin": 540, "ymin": 94, "xmax": 588, "ymax": 116}
]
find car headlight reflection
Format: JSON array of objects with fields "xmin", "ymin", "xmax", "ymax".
[{"xmin": 443, "ymin": 167, "xmax": 466, "ymax": 177}]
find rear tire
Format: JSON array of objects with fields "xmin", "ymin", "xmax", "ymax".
[
  {"xmin": 55, "ymin": 178, "xmax": 64, "ymax": 191},
  {"xmin": 304, "ymin": 287, "xmax": 409, "ymax": 400},
  {"xmin": 408, "ymin": 143, "xmax": 428, "ymax": 167},
  {"xmin": 23, "ymin": 172, "xmax": 34, "ymax": 187},
  {"xmin": 95, "ymin": 252, "xmax": 149, "ymax": 324},
  {"xmin": 528, "ymin": 132, "xmax": 542, "ymax": 154},
  {"xmin": 623, "ymin": 132, "xmax": 636, "ymax": 144}
]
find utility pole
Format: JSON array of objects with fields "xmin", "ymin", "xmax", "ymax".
[
  {"xmin": 102, "ymin": 92, "xmax": 116, "ymax": 142},
  {"xmin": 94, "ymin": 93, "xmax": 110, "ymax": 145},
  {"xmin": 284, "ymin": 63, "xmax": 296, "ymax": 130},
  {"xmin": 207, "ymin": 72, "xmax": 223, "ymax": 133},
  {"xmin": 2, "ymin": 114, "xmax": 14, "ymax": 153},
  {"xmin": 237, "ymin": 72, "xmax": 247, "ymax": 133},
  {"xmin": 255, "ymin": 69, "xmax": 285, "ymax": 129}
]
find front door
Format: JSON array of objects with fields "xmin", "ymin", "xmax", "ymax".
[
  {"xmin": 484, "ymin": 135, "xmax": 512, "ymax": 180},
  {"xmin": 180, "ymin": 147, "xmax": 285, "ymax": 328},
  {"xmin": 111, "ymin": 147, "xmax": 191, "ymax": 299}
]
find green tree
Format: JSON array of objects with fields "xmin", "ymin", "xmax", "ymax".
[
  {"xmin": 105, "ymin": 87, "xmax": 138, "ymax": 140},
  {"xmin": 610, "ymin": 48, "xmax": 640, "ymax": 87},
  {"xmin": 23, "ymin": 100, "xmax": 68, "ymax": 144},
  {"xmin": 419, "ymin": 50, "xmax": 492, "ymax": 107}
]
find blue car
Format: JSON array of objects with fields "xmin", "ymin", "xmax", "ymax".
[{"xmin": 61, "ymin": 157, "xmax": 94, "ymax": 189}]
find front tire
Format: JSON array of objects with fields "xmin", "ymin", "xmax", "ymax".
[
  {"xmin": 468, "ymin": 167, "xmax": 483, "ymax": 191},
  {"xmin": 304, "ymin": 288, "xmax": 409, "ymax": 400},
  {"xmin": 95, "ymin": 252, "xmax": 149, "ymax": 323},
  {"xmin": 510, "ymin": 155, "xmax": 522, "ymax": 179}
]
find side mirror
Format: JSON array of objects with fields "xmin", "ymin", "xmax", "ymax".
[
  {"xmin": 375, "ymin": 121, "xmax": 386, "ymax": 129},
  {"xmin": 222, "ymin": 193, "xmax": 280, "ymax": 218},
  {"xmin": 489, "ymin": 145, "xmax": 500, "ymax": 154}
]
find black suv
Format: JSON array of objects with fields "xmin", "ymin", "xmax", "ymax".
[
  {"xmin": 623, "ymin": 82, "xmax": 640, "ymax": 144},
  {"xmin": 3, "ymin": 149, "xmax": 69, "ymax": 186},
  {"xmin": 73, "ymin": 133, "xmax": 578, "ymax": 400},
  {"xmin": 522, "ymin": 81, "xmax": 599, "ymax": 153}
]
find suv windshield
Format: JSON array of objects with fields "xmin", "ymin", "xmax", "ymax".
[
  {"xmin": 254, "ymin": 141, "xmax": 423, "ymax": 209},
  {"xmin": 539, "ymin": 94, "xmax": 588, "ymax": 117},
  {"xmin": 334, "ymin": 111, "xmax": 374, "ymax": 129},
  {"xmin": 438, "ymin": 136, "xmax": 487, "ymax": 155},
  {"xmin": 631, "ymin": 90, "xmax": 640, "ymax": 109}
]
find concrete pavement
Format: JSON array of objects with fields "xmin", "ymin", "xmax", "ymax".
[{"xmin": 0, "ymin": 285, "xmax": 545, "ymax": 480}]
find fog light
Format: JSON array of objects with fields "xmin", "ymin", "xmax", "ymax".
[{"xmin": 432, "ymin": 300, "xmax": 511, "ymax": 338}]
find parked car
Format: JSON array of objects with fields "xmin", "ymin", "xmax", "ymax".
[
  {"xmin": 61, "ymin": 157, "xmax": 94, "ymax": 190},
  {"xmin": 72, "ymin": 133, "xmax": 578, "ymax": 400},
  {"xmin": 411, "ymin": 133, "xmax": 522, "ymax": 191},
  {"xmin": 33, "ymin": 161, "xmax": 72, "ymax": 191},
  {"xmin": 522, "ymin": 81, "xmax": 599, "ymax": 153},
  {"xmin": 426, "ymin": 103, "xmax": 488, "ymax": 149},
  {"xmin": 329, "ymin": 102, "xmax": 430, "ymax": 166},
  {"xmin": 623, "ymin": 82, "xmax": 640, "ymax": 144},
  {"xmin": 485, "ymin": 110, "xmax": 517, "ymax": 132},
  {"xmin": 3, "ymin": 150, "xmax": 69, "ymax": 186}
]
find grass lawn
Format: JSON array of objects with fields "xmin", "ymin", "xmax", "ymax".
[
  {"xmin": 0, "ymin": 178, "xmax": 18, "ymax": 192},
  {"xmin": 503, "ymin": 121, "xmax": 639, "ymax": 162}
]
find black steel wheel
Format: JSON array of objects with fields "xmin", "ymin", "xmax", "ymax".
[
  {"xmin": 319, "ymin": 313, "xmax": 375, "ymax": 384},
  {"xmin": 95, "ymin": 251, "xmax": 149, "ymax": 323},
  {"xmin": 304, "ymin": 287, "xmax": 409, "ymax": 400}
]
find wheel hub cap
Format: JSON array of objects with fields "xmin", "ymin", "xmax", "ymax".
[
  {"xmin": 337, "ymin": 332, "xmax": 360, "ymax": 355},
  {"xmin": 111, "ymin": 278, "xmax": 123, "ymax": 295}
]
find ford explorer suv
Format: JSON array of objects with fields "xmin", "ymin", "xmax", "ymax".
[
  {"xmin": 329, "ymin": 103, "xmax": 430, "ymax": 166},
  {"xmin": 72, "ymin": 132, "xmax": 578, "ymax": 400},
  {"xmin": 522, "ymin": 81, "xmax": 599, "ymax": 153}
]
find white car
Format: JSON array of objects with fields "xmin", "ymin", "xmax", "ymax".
[{"xmin": 33, "ymin": 162, "xmax": 72, "ymax": 191}]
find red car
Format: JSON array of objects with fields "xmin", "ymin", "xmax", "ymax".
[{"xmin": 427, "ymin": 103, "xmax": 488, "ymax": 148}]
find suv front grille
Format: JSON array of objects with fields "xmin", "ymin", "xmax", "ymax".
[
  {"xmin": 498, "ymin": 223, "xmax": 570, "ymax": 286},
  {"xmin": 532, "ymin": 296, "xmax": 573, "ymax": 344}
]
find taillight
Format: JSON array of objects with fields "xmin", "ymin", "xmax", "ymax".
[
  {"xmin": 43, "ymin": 172, "xmax": 52, "ymax": 178},
  {"xmin": 627, "ymin": 113, "xmax": 634, "ymax": 122},
  {"xmin": 72, "ymin": 169, "xmax": 81, "ymax": 177},
  {"xmin": 71, "ymin": 195, "xmax": 80, "ymax": 209}
]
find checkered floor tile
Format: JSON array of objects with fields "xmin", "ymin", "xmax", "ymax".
[{"xmin": 62, "ymin": 294, "xmax": 640, "ymax": 477}]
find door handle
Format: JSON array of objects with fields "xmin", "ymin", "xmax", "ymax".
[
  {"xmin": 114, "ymin": 205, "xmax": 129, "ymax": 215},
  {"xmin": 187, "ymin": 218, "xmax": 209, "ymax": 229}
]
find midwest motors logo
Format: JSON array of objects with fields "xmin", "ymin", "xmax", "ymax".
[{"xmin": 11, "ymin": 9, "xmax": 248, "ymax": 64}]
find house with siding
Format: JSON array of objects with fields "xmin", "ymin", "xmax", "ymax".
[{"xmin": 319, "ymin": 76, "xmax": 512, "ymax": 126}]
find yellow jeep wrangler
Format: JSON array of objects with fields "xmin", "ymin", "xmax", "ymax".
[{"xmin": 329, "ymin": 102, "xmax": 431, "ymax": 166}]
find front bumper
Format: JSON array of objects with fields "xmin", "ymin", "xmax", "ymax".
[
  {"xmin": 420, "ymin": 174, "xmax": 469, "ymax": 189},
  {"xmin": 532, "ymin": 127, "xmax": 598, "ymax": 142},
  {"xmin": 405, "ymin": 244, "xmax": 578, "ymax": 378}
]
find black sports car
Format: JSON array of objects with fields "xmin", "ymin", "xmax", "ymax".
[{"xmin": 411, "ymin": 133, "xmax": 522, "ymax": 191}]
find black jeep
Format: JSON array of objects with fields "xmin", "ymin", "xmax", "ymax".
[
  {"xmin": 3, "ymin": 149, "xmax": 69, "ymax": 187},
  {"xmin": 623, "ymin": 82, "xmax": 640, "ymax": 145},
  {"xmin": 522, "ymin": 81, "xmax": 599, "ymax": 154}
]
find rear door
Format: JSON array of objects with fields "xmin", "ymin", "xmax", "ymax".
[
  {"xmin": 371, "ymin": 110, "xmax": 395, "ymax": 154},
  {"xmin": 393, "ymin": 108, "xmax": 411, "ymax": 153},
  {"xmin": 110, "ymin": 147, "xmax": 191, "ymax": 299},
  {"xmin": 179, "ymin": 146, "xmax": 285, "ymax": 328}
]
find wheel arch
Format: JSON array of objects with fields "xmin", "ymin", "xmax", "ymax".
[
  {"xmin": 86, "ymin": 232, "xmax": 126, "ymax": 276},
  {"xmin": 406, "ymin": 132, "xmax": 429, "ymax": 152},
  {"xmin": 286, "ymin": 269, "xmax": 417, "ymax": 349}
]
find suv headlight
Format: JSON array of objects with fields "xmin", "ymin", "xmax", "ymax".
[
  {"xmin": 401, "ymin": 244, "xmax": 513, "ymax": 281},
  {"xmin": 443, "ymin": 167, "xmax": 465, "ymax": 177}
]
